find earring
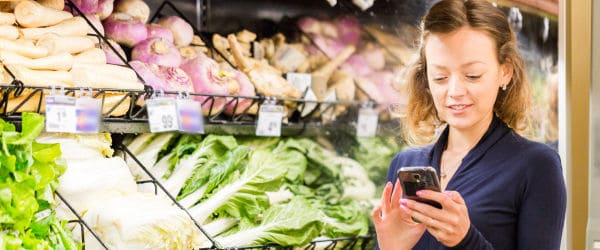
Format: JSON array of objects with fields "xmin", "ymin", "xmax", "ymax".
[{"xmin": 502, "ymin": 84, "xmax": 507, "ymax": 91}]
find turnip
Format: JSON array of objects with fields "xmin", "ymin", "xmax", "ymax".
[
  {"xmin": 114, "ymin": 0, "xmax": 149, "ymax": 23},
  {"xmin": 180, "ymin": 54, "xmax": 235, "ymax": 115},
  {"xmin": 84, "ymin": 13, "xmax": 104, "ymax": 36},
  {"xmin": 131, "ymin": 37, "xmax": 181, "ymax": 67},
  {"xmin": 129, "ymin": 60, "xmax": 194, "ymax": 94},
  {"xmin": 146, "ymin": 23, "xmax": 174, "ymax": 43},
  {"xmin": 101, "ymin": 39, "xmax": 127, "ymax": 65},
  {"xmin": 334, "ymin": 16, "xmax": 361, "ymax": 46},
  {"xmin": 103, "ymin": 13, "xmax": 147, "ymax": 47},
  {"xmin": 65, "ymin": 0, "xmax": 98, "ymax": 14},
  {"xmin": 97, "ymin": 0, "xmax": 114, "ymax": 20},
  {"xmin": 157, "ymin": 16, "xmax": 194, "ymax": 47}
]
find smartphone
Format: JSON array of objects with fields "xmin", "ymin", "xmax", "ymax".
[{"xmin": 397, "ymin": 166, "xmax": 442, "ymax": 209}]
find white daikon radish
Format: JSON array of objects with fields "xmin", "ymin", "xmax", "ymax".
[
  {"xmin": 14, "ymin": 0, "xmax": 72, "ymax": 28},
  {"xmin": 73, "ymin": 48, "xmax": 107, "ymax": 64},
  {"xmin": 0, "ymin": 51, "xmax": 73, "ymax": 71},
  {"xmin": 0, "ymin": 25, "xmax": 17, "ymax": 40},
  {"xmin": 36, "ymin": 33, "xmax": 95, "ymax": 55},
  {"xmin": 71, "ymin": 64, "xmax": 144, "ymax": 90},
  {"xmin": 36, "ymin": 0, "xmax": 65, "ymax": 10},
  {"xmin": 20, "ymin": 16, "xmax": 88, "ymax": 40},
  {"xmin": 5, "ymin": 65, "xmax": 73, "ymax": 87},
  {"xmin": 0, "ymin": 37, "xmax": 48, "ymax": 58},
  {"xmin": 0, "ymin": 12, "xmax": 15, "ymax": 25}
]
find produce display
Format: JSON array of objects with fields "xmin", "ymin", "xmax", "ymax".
[
  {"xmin": 0, "ymin": 113, "xmax": 79, "ymax": 249},
  {"xmin": 36, "ymin": 132, "xmax": 201, "ymax": 249},
  {"xmin": 125, "ymin": 133, "xmax": 378, "ymax": 248},
  {"xmin": 0, "ymin": 0, "xmax": 144, "ymax": 116}
]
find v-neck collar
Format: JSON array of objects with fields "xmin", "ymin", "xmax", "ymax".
[{"xmin": 429, "ymin": 116, "xmax": 512, "ymax": 187}]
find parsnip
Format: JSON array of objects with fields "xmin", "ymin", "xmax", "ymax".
[
  {"xmin": 71, "ymin": 64, "xmax": 144, "ymax": 90},
  {"xmin": 0, "ymin": 11, "xmax": 15, "ymax": 25},
  {"xmin": 5, "ymin": 64, "xmax": 73, "ymax": 87},
  {"xmin": 0, "ymin": 37, "xmax": 48, "ymax": 58},
  {"xmin": 0, "ymin": 51, "xmax": 73, "ymax": 70},
  {"xmin": 36, "ymin": 0, "xmax": 64, "ymax": 11},
  {"xmin": 14, "ymin": 0, "xmax": 72, "ymax": 28},
  {"xmin": 71, "ymin": 63, "xmax": 137, "ymax": 82},
  {"xmin": 0, "ymin": 25, "xmax": 18, "ymax": 40},
  {"xmin": 73, "ymin": 48, "xmax": 106, "ymax": 64},
  {"xmin": 36, "ymin": 33, "xmax": 95, "ymax": 55},
  {"xmin": 20, "ymin": 16, "xmax": 88, "ymax": 40}
]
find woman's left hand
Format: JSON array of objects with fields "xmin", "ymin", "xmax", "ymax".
[{"xmin": 402, "ymin": 190, "xmax": 470, "ymax": 247}]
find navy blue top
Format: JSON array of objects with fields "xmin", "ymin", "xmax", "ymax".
[{"xmin": 384, "ymin": 116, "xmax": 566, "ymax": 249}]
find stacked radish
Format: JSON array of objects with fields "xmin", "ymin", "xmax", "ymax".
[{"xmin": 0, "ymin": 0, "xmax": 144, "ymax": 116}]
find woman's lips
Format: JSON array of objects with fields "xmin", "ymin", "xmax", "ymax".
[{"xmin": 447, "ymin": 104, "xmax": 472, "ymax": 114}]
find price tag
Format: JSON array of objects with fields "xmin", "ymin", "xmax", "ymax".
[
  {"xmin": 75, "ymin": 96, "xmax": 101, "ymax": 133},
  {"xmin": 286, "ymin": 73, "xmax": 312, "ymax": 92},
  {"xmin": 177, "ymin": 98, "xmax": 204, "ymax": 134},
  {"xmin": 356, "ymin": 106, "xmax": 378, "ymax": 137},
  {"xmin": 256, "ymin": 103, "xmax": 283, "ymax": 137},
  {"xmin": 45, "ymin": 94, "xmax": 77, "ymax": 133},
  {"xmin": 146, "ymin": 97, "xmax": 179, "ymax": 133}
]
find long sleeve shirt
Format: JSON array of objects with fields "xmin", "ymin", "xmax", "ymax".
[{"xmin": 384, "ymin": 116, "xmax": 566, "ymax": 249}]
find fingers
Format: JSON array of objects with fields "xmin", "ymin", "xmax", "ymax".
[
  {"xmin": 371, "ymin": 204, "xmax": 383, "ymax": 224},
  {"xmin": 381, "ymin": 182, "xmax": 393, "ymax": 212},
  {"xmin": 390, "ymin": 179, "xmax": 403, "ymax": 209},
  {"xmin": 445, "ymin": 191, "xmax": 466, "ymax": 205}
]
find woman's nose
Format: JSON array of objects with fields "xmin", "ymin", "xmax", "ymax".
[{"xmin": 448, "ymin": 76, "xmax": 466, "ymax": 97}]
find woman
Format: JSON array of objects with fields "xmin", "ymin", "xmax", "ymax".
[{"xmin": 372, "ymin": 0, "xmax": 566, "ymax": 249}]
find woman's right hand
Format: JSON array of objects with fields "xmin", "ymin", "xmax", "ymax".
[{"xmin": 372, "ymin": 180, "xmax": 426, "ymax": 250}]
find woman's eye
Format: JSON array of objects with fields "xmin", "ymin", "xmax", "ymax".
[
  {"xmin": 466, "ymin": 75, "xmax": 482, "ymax": 80},
  {"xmin": 433, "ymin": 76, "xmax": 447, "ymax": 82}
]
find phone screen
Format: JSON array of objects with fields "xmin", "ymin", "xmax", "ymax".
[{"xmin": 397, "ymin": 166, "xmax": 442, "ymax": 209}]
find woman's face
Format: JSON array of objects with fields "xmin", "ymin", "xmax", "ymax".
[{"xmin": 425, "ymin": 26, "xmax": 512, "ymax": 132}]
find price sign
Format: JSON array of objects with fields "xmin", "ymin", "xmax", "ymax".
[
  {"xmin": 256, "ymin": 103, "xmax": 283, "ymax": 137},
  {"xmin": 286, "ymin": 73, "xmax": 312, "ymax": 92},
  {"xmin": 75, "ymin": 96, "xmax": 101, "ymax": 133},
  {"xmin": 146, "ymin": 97, "xmax": 179, "ymax": 133},
  {"xmin": 356, "ymin": 106, "xmax": 378, "ymax": 137},
  {"xmin": 45, "ymin": 95, "xmax": 77, "ymax": 133},
  {"xmin": 177, "ymin": 98, "xmax": 204, "ymax": 134}
]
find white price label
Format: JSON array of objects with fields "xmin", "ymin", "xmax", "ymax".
[
  {"xmin": 286, "ymin": 73, "xmax": 312, "ymax": 93},
  {"xmin": 356, "ymin": 107, "xmax": 378, "ymax": 137},
  {"xmin": 147, "ymin": 97, "xmax": 179, "ymax": 133},
  {"xmin": 256, "ymin": 104, "xmax": 283, "ymax": 137},
  {"xmin": 45, "ymin": 95, "xmax": 77, "ymax": 133},
  {"xmin": 75, "ymin": 96, "xmax": 101, "ymax": 133},
  {"xmin": 177, "ymin": 98, "xmax": 204, "ymax": 134}
]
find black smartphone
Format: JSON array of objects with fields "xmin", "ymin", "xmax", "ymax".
[{"xmin": 397, "ymin": 166, "xmax": 442, "ymax": 209}]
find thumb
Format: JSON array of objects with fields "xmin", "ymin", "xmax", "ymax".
[{"xmin": 371, "ymin": 204, "xmax": 383, "ymax": 224}]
